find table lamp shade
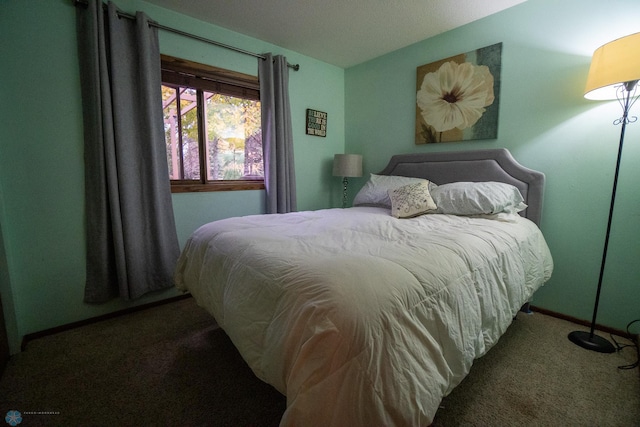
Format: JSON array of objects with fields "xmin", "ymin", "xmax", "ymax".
[
  {"xmin": 333, "ymin": 154, "xmax": 362, "ymax": 178},
  {"xmin": 584, "ymin": 32, "xmax": 640, "ymax": 100}
]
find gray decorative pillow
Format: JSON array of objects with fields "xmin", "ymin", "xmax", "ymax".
[
  {"xmin": 431, "ymin": 181, "xmax": 527, "ymax": 215},
  {"xmin": 388, "ymin": 181, "xmax": 437, "ymax": 218},
  {"xmin": 354, "ymin": 174, "xmax": 436, "ymax": 208}
]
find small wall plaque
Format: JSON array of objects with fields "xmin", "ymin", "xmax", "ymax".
[{"xmin": 306, "ymin": 109, "xmax": 327, "ymax": 137}]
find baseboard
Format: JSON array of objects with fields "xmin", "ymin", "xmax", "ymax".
[
  {"xmin": 530, "ymin": 305, "xmax": 634, "ymax": 340},
  {"xmin": 20, "ymin": 293, "xmax": 192, "ymax": 351},
  {"xmin": 18, "ymin": 298, "xmax": 635, "ymax": 354}
]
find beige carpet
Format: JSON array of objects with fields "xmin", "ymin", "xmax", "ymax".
[
  {"xmin": 432, "ymin": 311, "xmax": 639, "ymax": 426},
  {"xmin": 0, "ymin": 297, "xmax": 637, "ymax": 426}
]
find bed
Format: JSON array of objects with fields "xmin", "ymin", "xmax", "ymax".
[{"xmin": 174, "ymin": 148, "xmax": 553, "ymax": 426}]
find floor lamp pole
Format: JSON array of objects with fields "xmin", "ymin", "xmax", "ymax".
[{"xmin": 568, "ymin": 81, "xmax": 637, "ymax": 353}]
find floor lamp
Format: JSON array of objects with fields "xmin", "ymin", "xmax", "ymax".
[
  {"xmin": 332, "ymin": 154, "xmax": 362, "ymax": 208},
  {"xmin": 568, "ymin": 32, "xmax": 640, "ymax": 353}
]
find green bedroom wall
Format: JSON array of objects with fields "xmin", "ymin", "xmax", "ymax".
[
  {"xmin": 345, "ymin": 0, "xmax": 640, "ymax": 332},
  {"xmin": 0, "ymin": 0, "xmax": 344, "ymax": 353}
]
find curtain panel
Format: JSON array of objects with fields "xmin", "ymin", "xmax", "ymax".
[
  {"xmin": 77, "ymin": 0, "xmax": 180, "ymax": 302},
  {"xmin": 259, "ymin": 53, "xmax": 297, "ymax": 214}
]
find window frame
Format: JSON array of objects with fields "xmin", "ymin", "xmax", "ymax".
[{"xmin": 161, "ymin": 55, "xmax": 265, "ymax": 193}]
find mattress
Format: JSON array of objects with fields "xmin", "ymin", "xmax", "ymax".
[{"xmin": 174, "ymin": 206, "xmax": 553, "ymax": 426}]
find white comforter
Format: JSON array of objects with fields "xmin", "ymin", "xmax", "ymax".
[{"xmin": 174, "ymin": 207, "xmax": 553, "ymax": 426}]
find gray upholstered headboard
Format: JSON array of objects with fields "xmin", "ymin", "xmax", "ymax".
[{"xmin": 378, "ymin": 148, "xmax": 545, "ymax": 226}]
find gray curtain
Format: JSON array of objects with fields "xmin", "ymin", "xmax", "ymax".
[
  {"xmin": 77, "ymin": 0, "xmax": 180, "ymax": 302},
  {"xmin": 259, "ymin": 53, "xmax": 297, "ymax": 213}
]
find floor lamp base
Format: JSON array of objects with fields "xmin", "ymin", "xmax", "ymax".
[{"xmin": 568, "ymin": 330, "xmax": 616, "ymax": 353}]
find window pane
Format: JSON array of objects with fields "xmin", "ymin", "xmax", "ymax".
[
  {"xmin": 161, "ymin": 55, "xmax": 264, "ymax": 190},
  {"xmin": 180, "ymin": 88, "xmax": 200, "ymax": 180},
  {"xmin": 162, "ymin": 85, "xmax": 180, "ymax": 179},
  {"xmin": 203, "ymin": 91, "xmax": 263, "ymax": 181}
]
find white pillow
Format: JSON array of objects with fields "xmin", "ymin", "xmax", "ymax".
[
  {"xmin": 353, "ymin": 174, "xmax": 435, "ymax": 207},
  {"xmin": 388, "ymin": 181, "xmax": 437, "ymax": 218},
  {"xmin": 431, "ymin": 182, "xmax": 527, "ymax": 215}
]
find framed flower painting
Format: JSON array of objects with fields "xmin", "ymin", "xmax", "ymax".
[{"xmin": 415, "ymin": 43, "xmax": 502, "ymax": 144}]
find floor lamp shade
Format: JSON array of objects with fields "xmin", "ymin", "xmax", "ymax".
[
  {"xmin": 333, "ymin": 154, "xmax": 362, "ymax": 208},
  {"xmin": 584, "ymin": 32, "xmax": 640, "ymax": 100},
  {"xmin": 568, "ymin": 32, "xmax": 640, "ymax": 353}
]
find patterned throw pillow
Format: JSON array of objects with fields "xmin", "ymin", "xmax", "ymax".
[{"xmin": 388, "ymin": 181, "xmax": 437, "ymax": 218}]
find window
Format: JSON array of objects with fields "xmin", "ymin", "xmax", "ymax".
[{"xmin": 161, "ymin": 55, "xmax": 264, "ymax": 192}]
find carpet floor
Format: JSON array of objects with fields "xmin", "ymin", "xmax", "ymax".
[{"xmin": 0, "ymin": 297, "xmax": 637, "ymax": 426}]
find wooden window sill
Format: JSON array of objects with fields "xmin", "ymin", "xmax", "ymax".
[{"xmin": 171, "ymin": 181, "xmax": 265, "ymax": 193}]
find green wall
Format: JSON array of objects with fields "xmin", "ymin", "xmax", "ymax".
[
  {"xmin": 345, "ymin": 0, "xmax": 640, "ymax": 332},
  {"xmin": 0, "ymin": 0, "xmax": 344, "ymax": 353}
]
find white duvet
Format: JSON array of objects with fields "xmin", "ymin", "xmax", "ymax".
[{"xmin": 174, "ymin": 207, "xmax": 553, "ymax": 426}]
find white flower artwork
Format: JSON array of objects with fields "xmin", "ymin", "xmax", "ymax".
[{"xmin": 415, "ymin": 43, "xmax": 502, "ymax": 144}]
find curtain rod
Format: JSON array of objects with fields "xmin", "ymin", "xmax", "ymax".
[{"xmin": 74, "ymin": 0, "xmax": 300, "ymax": 71}]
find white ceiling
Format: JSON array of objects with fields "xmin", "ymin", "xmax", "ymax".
[{"xmin": 144, "ymin": 0, "xmax": 527, "ymax": 68}]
